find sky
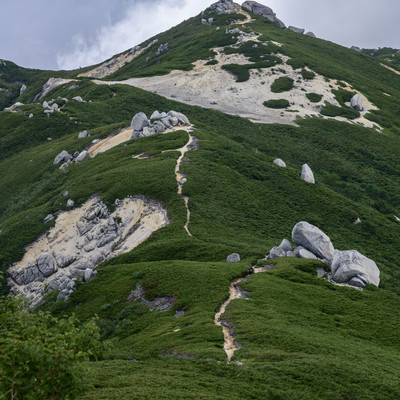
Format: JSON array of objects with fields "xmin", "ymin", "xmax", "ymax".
[{"xmin": 0, "ymin": 0, "xmax": 399, "ymax": 71}]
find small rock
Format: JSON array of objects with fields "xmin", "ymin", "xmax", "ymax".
[
  {"xmin": 72, "ymin": 96, "xmax": 86, "ymax": 103},
  {"xmin": 395, "ymin": 215, "xmax": 400, "ymax": 222},
  {"xmin": 174, "ymin": 311, "xmax": 186, "ymax": 317},
  {"xmin": 67, "ymin": 199, "xmax": 75, "ymax": 208},
  {"xmin": 42, "ymin": 101, "xmax": 49, "ymax": 109},
  {"xmin": 353, "ymin": 218, "xmax": 362, "ymax": 225},
  {"xmin": 78, "ymin": 130, "xmax": 88, "ymax": 139},
  {"xmin": 279, "ymin": 238, "xmax": 292, "ymax": 252},
  {"xmin": 43, "ymin": 214, "xmax": 55, "ymax": 224},
  {"xmin": 226, "ymin": 253, "xmax": 240, "ymax": 263},
  {"xmin": 29, "ymin": 113, "xmax": 34, "ymax": 119},
  {"xmin": 63, "ymin": 191, "xmax": 69, "ymax": 197},
  {"xmin": 150, "ymin": 110, "xmax": 163, "ymax": 120},
  {"xmin": 37, "ymin": 254, "xmax": 57, "ymax": 278},
  {"xmin": 20, "ymin": 84, "xmax": 27, "ymax": 96},
  {"xmin": 294, "ymin": 246, "xmax": 318, "ymax": 260},
  {"xmin": 351, "ymin": 46, "xmax": 362, "ymax": 52},
  {"xmin": 316, "ymin": 267, "xmax": 326, "ymax": 278},
  {"xmin": 268, "ymin": 246, "xmax": 286, "ymax": 259},
  {"xmin": 305, "ymin": 32, "xmax": 316, "ymax": 38},
  {"xmin": 84, "ymin": 268, "xmax": 93, "ymax": 282},
  {"xmin": 301, "ymin": 163, "xmax": 315, "ymax": 184},
  {"xmin": 273, "ymin": 158, "xmax": 286, "ymax": 168},
  {"xmin": 288, "ymin": 26, "xmax": 305, "ymax": 34},
  {"xmin": 92, "ymin": 139, "xmax": 100, "ymax": 144},
  {"xmin": 75, "ymin": 150, "xmax": 88, "ymax": 163},
  {"xmin": 53, "ymin": 150, "xmax": 72, "ymax": 165}
]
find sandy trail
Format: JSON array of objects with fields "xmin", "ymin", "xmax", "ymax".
[
  {"xmin": 380, "ymin": 63, "xmax": 400, "ymax": 76},
  {"xmin": 174, "ymin": 131, "xmax": 195, "ymax": 237},
  {"xmin": 215, "ymin": 266, "xmax": 273, "ymax": 362}
]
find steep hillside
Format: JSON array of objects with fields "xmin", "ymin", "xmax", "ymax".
[{"xmin": 1, "ymin": 1, "xmax": 400, "ymax": 398}]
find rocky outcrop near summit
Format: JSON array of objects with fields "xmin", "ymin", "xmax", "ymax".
[
  {"xmin": 209, "ymin": 0, "xmax": 238, "ymax": 14},
  {"xmin": 8, "ymin": 196, "xmax": 169, "ymax": 306},
  {"xmin": 242, "ymin": 1, "xmax": 286, "ymax": 28},
  {"xmin": 266, "ymin": 222, "xmax": 380, "ymax": 288}
]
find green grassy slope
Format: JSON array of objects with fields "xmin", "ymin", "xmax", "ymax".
[{"xmin": 1, "ymin": 3, "xmax": 400, "ymax": 398}]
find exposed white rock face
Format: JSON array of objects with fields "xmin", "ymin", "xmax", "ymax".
[
  {"xmin": 301, "ymin": 163, "xmax": 315, "ymax": 184},
  {"xmin": 292, "ymin": 221, "xmax": 334, "ymax": 261},
  {"xmin": 330, "ymin": 250, "xmax": 380, "ymax": 287},
  {"xmin": 351, "ymin": 94, "xmax": 363, "ymax": 111},
  {"xmin": 20, "ymin": 84, "xmax": 27, "ymax": 96},
  {"xmin": 209, "ymin": 0, "xmax": 237, "ymax": 14},
  {"xmin": 53, "ymin": 150, "xmax": 72, "ymax": 165},
  {"xmin": 72, "ymin": 96, "xmax": 86, "ymax": 103},
  {"xmin": 273, "ymin": 158, "xmax": 286, "ymax": 168},
  {"xmin": 242, "ymin": 1, "xmax": 286, "ymax": 28},
  {"xmin": 37, "ymin": 77, "xmax": 76, "ymax": 99},
  {"xmin": 227, "ymin": 253, "xmax": 240, "ymax": 263},
  {"xmin": 8, "ymin": 196, "xmax": 169, "ymax": 305},
  {"xmin": 75, "ymin": 150, "xmax": 88, "ymax": 163}
]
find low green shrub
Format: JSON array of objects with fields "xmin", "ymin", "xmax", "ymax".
[
  {"xmin": 306, "ymin": 93, "xmax": 323, "ymax": 103},
  {"xmin": 263, "ymin": 99, "xmax": 290, "ymax": 109},
  {"xmin": 271, "ymin": 77, "xmax": 294, "ymax": 92},
  {"xmin": 301, "ymin": 69, "xmax": 315, "ymax": 80},
  {"xmin": 320, "ymin": 102, "xmax": 360, "ymax": 119}
]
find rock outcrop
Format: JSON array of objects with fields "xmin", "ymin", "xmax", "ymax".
[
  {"xmin": 131, "ymin": 110, "xmax": 191, "ymax": 139},
  {"xmin": 35, "ymin": 77, "xmax": 76, "ymax": 100},
  {"xmin": 292, "ymin": 221, "xmax": 334, "ymax": 261},
  {"xmin": 350, "ymin": 93, "xmax": 363, "ymax": 111},
  {"xmin": 242, "ymin": 1, "xmax": 286, "ymax": 28},
  {"xmin": 331, "ymin": 250, "xmax": 380, "ymax": 287},
  {"xmin": 209, "ymin": 0, "xmax": 237, "ymax": 14},
  {"xmin": 301, "ymin": 163, "xmax": 315, "ymax": 184},
  {"xmin": 156, "ymin": 43, "xmax": 169, "ymax": 56},
  {"xmin": 305, "ymin": 32, "xmax": 316, "ymax": 38},
  {"xmin": 8, "ymin": 196, "xmax": 169, "ymax": 306},
  {"xmin": 266, "ymin": 222, "xmax": 380, "ymax": 288},
  {"xmin": 53, "ymin": 150, "xmax": 72, "ymax": 165}
]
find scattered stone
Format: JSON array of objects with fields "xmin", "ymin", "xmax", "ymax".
[
  {"xmin": 350, "ymin": 93, "xmax": 363, "ymax": 111},
  {"xmin": 292, "ymin": 221, "xmax": 334, "ymax": 261},
  {"xmin": 268, "ymin": 246, "xmax": 286, "ymax": 259},
  {"xmin": 395, "ymin": 215, "xmax": 400, "ymax": 222},
  {"xmin": 288, "ymin": 26, "xmax": 305, "ymax": 34},
  {"xmin": 273, "ymin": 158, "xmax": 286, "ymax": 168},
  {"xmin": 68, "ymin": 84, "xmax": 79, "ymax": 91},
  {"xmin": 316, "ymin": 267, "xmax": 326, "ymax": 278},
  {"xmin": 72, "ymin": 96, "xmax": 86, "ymax": 103},
  {"xmin": 63, "ymin": 191, "xmax": 69, "ymax": 197},
  {"xmin": 29, "ymin": 113, "xmax": 34, "ymax": 119},
  {"xmin": 67, "ymin": 199, "xmax": 75, "ymax": 208},
  {"xmin": 330, "ymin": 249, "xmax": 380, "ymax": 287},
  {"xmin": 20, "ymin": 84, "xmax": 27, "ymax": 96},
  {"xmin": 131, "ymin": 45, "xmax": 141, "ymax": 53},
  {"xmin": 301, "ymin": 163, "xmax": 315, "ymax": 184},
  {"xmin": 294, "ymin": 246, "xmax": 318, "ymax": 260},
  {"xmin": 78, "ymin": 130, "xmax": 88, "ymax": 139},
  {"xmin": 226, "ymin": 253, "xmax": 240, "ymax": 263},
  {"xmin": 43, "ymin": 214, "xmax": 55, "ymax": 224},
  {"xmin": 3, "ymin": 102, "xmax": 24, "ymax": 112},
  {"xmin": 353, "ymin": 218, "xmax": 362, "ymax": 225},
  {"xmin": 168, "ymin": 110, "xmax": 190, "ymax": 125},
  {"xmin": 174, "ymin": 310, "xmax": 186, "ymax": 317},
  {"xmin": 279, "ymin": 238, "xmax": 292, "ymax": 252},
  {"xmin": 305, "ymin": 32, "xmax": 316, "ymax": 38},
  {"xmin": 150, "ymin": 110, "xmax": 163, "ymax": 120},
  {"xmin": 351, "ymin": 46, "xmax": 362, "ymax": 52},
  {"xmin": 242, "ymin": 1, "xmax": 286, "ymax": 28},
  {"xmin": 75, "ymin": 150, "xmax": 88, "ymax": 163},
  {"xmin": 53, "ymin": 150, "xmax": 72, "ymax": 165},
  {"xmin": 92, "ymin": 139, "xmax": 100, "ymax": 144},
  {"xmin": 156, "ymin": 43, "xmax": 169, "ymax": 56}
]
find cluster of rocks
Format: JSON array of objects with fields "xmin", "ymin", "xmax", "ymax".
[
  {"xmin": 201, "ymin": 17, "xmax": 215, "ymax": 25},
  {"xmin": 156, "ymin": 43, "xmax": 169, "ymax": 56},
  {"xmin": 209, "ymin": 0, "xmax": 238, "ymax": 14},
  {"xmin": 126, "ymin": 283, "xmax": 175, "ymax": 311},
  {"xmin": 130, "ymin": 110, "xmax": 191, "ymax": 139},
  {"xmin": 53, "ymin": 149, "xmax": 88, "ymax": 168},
  {"xmin": 266, "ymin": 221, "xmax": 380, "ymax": 288},
  {"xmin": 350, "ymin": 93, "xmax": 363, "ymax": 112},
  {"xmin": 8, "ymin": 196, "xmax": 169, "ymax": 305},
  {"xmin": 43, "ymin": 99, "xmax": 60, "ymax": 116},
  {"xmin": 3, "ymin": 102, "xmax": 24, "ymax": 113},
  {"xmin": 242, "ymin": 1, "xmax": 285, "ymax": 28},
  {"xmin": 273, "ymin": 159, "xmax": 315, "ymax": 184}
]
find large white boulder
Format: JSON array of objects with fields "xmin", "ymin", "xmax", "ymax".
[
  {"xmin": 292, "ymin": 221, "xmax": 334, "ymax": 261},
  {"xmin": 226, "ymin": 253, "xmax": 240, "ymax": 263},
  {"xmin": 350, "ymin": 94, "xmax": 363, "ymax": 111},
  {"xmin": 273, "ymin": 158, "xmax": 286, "ymax": 168},
  {"xmin": 330, "ymin": 250, "xmax": 380, "ymax": 287},
  {"xmin": 301, "ymin": 163, "xmax": 315, "ymax": 184},
  {"xmin": 131, "ymin": 112, "xmax": 150, "ymax": 132}
]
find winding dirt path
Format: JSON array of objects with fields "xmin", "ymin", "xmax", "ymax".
[
  {"xmin": 215, "ymin": 266, "xmax": 273, "ymax": 362},
  {"xmin": 174, "ymin": 130, "xmax": 195, "ymax": 237}
]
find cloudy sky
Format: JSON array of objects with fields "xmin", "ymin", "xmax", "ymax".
[{"xmin": 1, "ymin": 0, "xmax": 399, "ymax": 70}]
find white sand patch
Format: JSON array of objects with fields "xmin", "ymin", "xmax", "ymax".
[
  {"xmin": 88, "ymin": 128, "xmax": 133, "ymax": 157},
  {"xmin": 380, "ymin": 63, "xmax": 400, "ymax": 76},
  {"xmin": 8, "ymin": 196, "xmax": 169, "ymax": 306}
]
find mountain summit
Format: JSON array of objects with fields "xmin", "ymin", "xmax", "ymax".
[{"xmin": 1, "ymin": 1, "xmax": 400, "ymax": 398}]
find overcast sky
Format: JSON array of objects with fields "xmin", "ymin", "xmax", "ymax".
[{"xmin": 0, "ymin": 0, "xmax": 399, "ymax": 70}]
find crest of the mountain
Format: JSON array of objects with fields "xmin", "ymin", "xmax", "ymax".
[{"xmin": 209, "ymin": 0, "xmax": 238, "ymax": 14}]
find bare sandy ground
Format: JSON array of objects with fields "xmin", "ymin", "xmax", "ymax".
[
  {"xmin": 88, "ymin": 128, "xmax": 133, "ymax": 157},
  {"xmin": 380, "ymin": 63, "xmax": 400, "ymax": 76}
]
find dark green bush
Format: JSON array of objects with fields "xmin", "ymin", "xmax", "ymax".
[
  {"xmin": 320, "ymin": 102, "xmax": 360, "ymax": 119},
  {"xmin": 263, "ymin": 99, "xmax": 290, "ymax": 109},
  {"xmin": 0, "ymin": 295, "xmax": 103, "ymax": 399},
  {"xmin": 306, "ymin": 93, "xmax": 323, "ymax": 103},
  {"xmin": 301, "ymin": 69, "xmax": 315, "ymax": 80},
  {"xmin": 271, "ymin": 77, "xmax": 294, "ymax": 92}
]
